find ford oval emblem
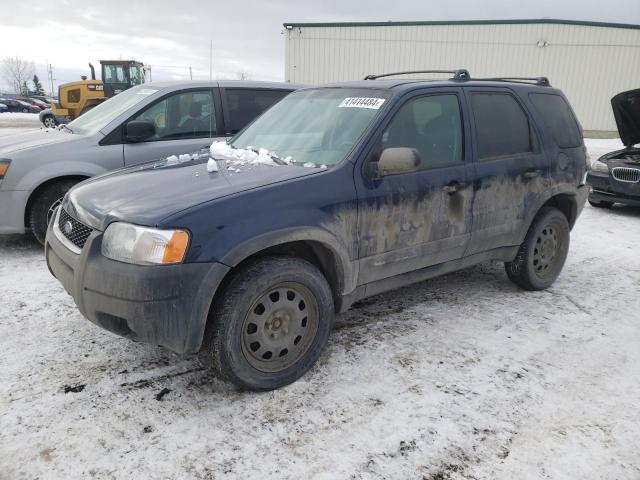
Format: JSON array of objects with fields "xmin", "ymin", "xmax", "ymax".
[{"xmin": 63, "ymin": 221, "xmax": 73, "ymax": 235}]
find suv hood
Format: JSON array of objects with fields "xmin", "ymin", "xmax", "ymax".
[
  {"xmin": 611, "ymin": 89, "xmax": 640, "ymax": 147},
  {"xmin": 0, "ymin": 128, "xmax": 81, "ymax": 156},
  {"xmin": 65, "ymin": 155, "xmax": 323, "ymax": 231}
]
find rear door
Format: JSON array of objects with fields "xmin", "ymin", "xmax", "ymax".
[
  {"xmin": 220, "ymin": 88, "xmax": 292, "ymax": 135},
  {"xmin": 355, "ymin": 88, "xmax": 475, "ymax": 285},
  {"xmin": 122, "ymin": 87, "xmax": 224, "ymax": 166},
  {"xmin": 465, "ymin": 88, "xmax": 548, "ymax": 255}
]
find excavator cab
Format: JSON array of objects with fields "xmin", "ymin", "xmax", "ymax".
[
  {"xmin": 100, "ymin": 60, "xmax": 145, "ymax": 97},
  {"xmin": 45, "ymin": 59, "xmax": 145, "ymax": 127}
]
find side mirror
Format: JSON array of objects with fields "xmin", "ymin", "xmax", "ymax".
[
  {"xmin": 125, "ymin": 120, "xmax": 155, "ymax": 142},
  {"xmin": 377, "ymin": 147, "xmax": 421, "ymax": 176}
]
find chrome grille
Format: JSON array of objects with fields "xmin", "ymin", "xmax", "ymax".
[
  {"xmin": 612, "ymin": 167, "xmax": 640, "ymax": 183},
  {"xmin": 58, "ymin": 208, "xmax": 93, "ymax": 250}
]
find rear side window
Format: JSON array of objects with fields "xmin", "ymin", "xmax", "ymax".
[
  {"xmin": 470, "ymin": 92, "xmax": 534, "ymax": 159},
  {"xmin": 529, "ymin": 93, "xmax": 582, "ymax": 148},
  {"xmin": 225, "ymin": 89, "xmax": 290, "ymax": 134}
]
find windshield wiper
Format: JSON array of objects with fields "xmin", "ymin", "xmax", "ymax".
[{"xmin": 60, "ymin": 124, "xmax": 73, "ymax": 134}]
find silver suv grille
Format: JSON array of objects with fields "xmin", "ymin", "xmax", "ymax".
[
  {"xmin": 611, "ymin": 167, "xmax": 640, "ymax": 183},
  {"xmin": 58, "ymin": 208, "xmax": 93, "ymax": 250}
]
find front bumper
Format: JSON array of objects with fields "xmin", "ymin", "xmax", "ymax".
[
  {"xmin": 44, "ymin": 215, "xmax": 230, "ymax": 354},
  {"xmin": 0, "ymin": 189, "xmax": 29, "ymax": 234},
  {"xmin": 586, "ymin": 172, "xmax": 640, "ymax": 206}
]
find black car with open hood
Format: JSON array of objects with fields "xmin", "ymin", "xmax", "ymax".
[{"xmin": 586, "ymin": 88, "xmax": 640, "ymax": 208}]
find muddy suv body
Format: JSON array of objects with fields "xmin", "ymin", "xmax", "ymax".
[{"xmin": 45, "ymin": 73, "xmax": 588, "ymax": 390}]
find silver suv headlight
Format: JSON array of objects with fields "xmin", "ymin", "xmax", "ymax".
[
  {"xmin": 589, "ymin": 159, "xmax": 609, "ymax": 174},
  {"xmin": 102, "ymin": 222, "xmax": 190, "ymax": 265}
]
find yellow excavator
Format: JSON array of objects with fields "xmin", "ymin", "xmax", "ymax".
[{"xmin": 41, "ymin": 60, "xmax": 145, "ymax": 128}]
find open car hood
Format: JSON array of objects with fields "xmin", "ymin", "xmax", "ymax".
[{"xmin": 611, "ymin": 89, "xmax": 640, "ymax": 147}]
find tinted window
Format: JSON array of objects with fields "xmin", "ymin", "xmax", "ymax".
[
  {"xmin": 529, "ymin": 93, "xmax": 581, "ymax": 148},
  {"xmin": 471, "ymin": 92, "xmax": 534, "ymax": 159},
  {"xmin": 382, "ymin": 94, "xmax": 463, "ymax": 169},
  {"xmin": 133, "ymin": 90, "xmax": 214, "ymax": 140},
  {"xmin": 226, "ymin": 89, "xmax": 290, "ymax": 134},
  {"xmin": 103, "ymin": 64, "xmax": 126, "ymax": 84}
]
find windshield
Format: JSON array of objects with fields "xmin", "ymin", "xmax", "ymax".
[
  {"xmin": 67, "ymin": 85, "xmax": 160, "ymax": 135},
  {"xmin": 231, "ymin": 88, "xmax": 390, "ymax": 166}
]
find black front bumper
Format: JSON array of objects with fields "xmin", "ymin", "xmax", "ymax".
[
  {"xmin": 586, "ymin": 172, "xmax": 640, "ymax": 207},
  {"xmin": 44, "ymin": 217, "xmax": 230, "ymax": 354}
]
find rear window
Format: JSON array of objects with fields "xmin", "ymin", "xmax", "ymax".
[
  {"xmin": 529, "ymin": 93, "xmax": 582, "ymax": 148},
  {"xmin": 225, "ymin": 89, "xmax": 291, "ymax": 134},
  {"xmin": 471, "ymin": 92, "xmax": 535, "ymax": 159}
]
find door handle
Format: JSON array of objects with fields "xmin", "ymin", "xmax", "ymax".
[
  {"xmin": 442, "ymin": 182, "xmax": 464, "ymax": 194},
  {"xmin": 523, "ymin": 169, "xmax": 541, "ymax": 180}
]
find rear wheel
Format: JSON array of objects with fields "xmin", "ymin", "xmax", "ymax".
[
  {"xmin": 21, "ymin": 107, "xmax": 28, "ymax": 113},
  {"xmin": 588, "ymin": 199, "xmax": 614, "ymax": 209},
  {"xmin": 28, "ymin": 180, "xmax": 78, "ymax": 245},
  {"xmin": 505, "ymin": 207, "xmax": 570, "ymax": 291},
  {"xmin": 42, "ymin": 114, "xmax": 56, "ymax": 128},
  {"xmin": 199, "ymin": 256, "xmax": 334, "ymax": 391}
]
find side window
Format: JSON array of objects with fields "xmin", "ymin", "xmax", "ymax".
[
  {"xmin": 132, "ymin": 90, "xmax": 215, "ymax": 141},
  {"xmin": 529, "ymin": 93, "xmax": 582, "ymax": 148},
  {"xmin": 470, "ymin": 92, "xmax": 535, "ymax": 159},
  {"xmin": 381, "ymin": 94, "xmax": 463, "ymax": 169},
  {"xmin": 225, "ymin": 89, "xmax": 290, "ymax": 134}
]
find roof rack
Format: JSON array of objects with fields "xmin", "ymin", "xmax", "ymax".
[
  {"xmin": 363, "ymin": 69, "xmax": 470, "ymax": 81},
  {"xmin": 363, "ymin": 69, "xmax": 551, "ymax": 86},
  {"xmin": 475, "ymin": 76, "xmax": 551, "ymax": 86}
]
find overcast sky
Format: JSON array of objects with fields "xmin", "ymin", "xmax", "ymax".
[{"xmin": 2, "ymin": 0, "xmax": 640, "ymax": 93}]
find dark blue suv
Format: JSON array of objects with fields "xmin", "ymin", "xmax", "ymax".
[{"xmin": 45, "ymin": 70, "xmax": 588, "ymax": 390}]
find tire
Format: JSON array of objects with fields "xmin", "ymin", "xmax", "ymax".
[
  {"xmin": 505, "ymin": 207, "xmax": 570, "ymax": 291},
  {"xmin": 21, "ymin": 108, "xmax": 28, "ymax": 113},
  {"xmin": 42, "ymin": 114, "xmax": 56, "ymax": 128},
  {"xmin": 199, "ymin": 256, "xmax": 334, "ymax": 391},
  {"xmin": 588, "ymin": 199, "xmax": 614, "ymax": 209},
  {"xmin": 28, "ymin": 180, "xmax": 78, "ymax": 245}
]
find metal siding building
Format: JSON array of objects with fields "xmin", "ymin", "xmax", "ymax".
[{"xmin": 283, "ymin": 19, "xmax": 640, "ymax": 133}]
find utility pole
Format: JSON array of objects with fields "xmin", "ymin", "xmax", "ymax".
[
  {"xmin": 189, "ymin": 66, "xmax": 193, "ymax": 80},
  {"xmin": 47, "ymin": 63, "xmax": 55, "ymax": 96}
]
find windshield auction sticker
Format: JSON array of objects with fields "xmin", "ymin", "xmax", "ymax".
[{"xmin": 338, "ymin": 97, "xmax": 385, "ymax": 109}]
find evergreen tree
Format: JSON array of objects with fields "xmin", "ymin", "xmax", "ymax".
[
  {"xmin": 20, "ymin": 80, "xmax": 29, "ymax": 96},
  {"xmin": 32, "ymin": 74, "xmax": 45, "ymax": 96}
]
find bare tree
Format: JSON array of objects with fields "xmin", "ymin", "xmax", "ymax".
[
  {"xmin": 1, "ymin": 56, "xmax": 35, "ymax": 94},
  {"xmin": 236, "ymin": 70, "xmax": 252, "ymax": 80}
]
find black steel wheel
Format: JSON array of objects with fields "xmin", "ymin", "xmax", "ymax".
[
  {"xmin": 241, "ymin": 282, "xmax": 319, "ymax": 373},
  {"xmin": 200, "ymin": 256, "xmax": 334, "ymax": 391},
  {"xmin": 505, "ymin": 207, "xmax": 570, "ymax": 290}
]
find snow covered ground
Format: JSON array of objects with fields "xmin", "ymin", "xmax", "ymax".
[
  {"xmin": 0, "ymin": 112, "xmax": 41, "ymax": 128},
  {"xmin": 1, "ymin": 141, "xmax": 640, "ymax": 479}
]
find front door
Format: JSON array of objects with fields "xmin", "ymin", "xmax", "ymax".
[
  {"xmin": 464, "ymin": 88, "xmax": 548, "ymax": 254},
  {"xmin": 355, "ymin": 90, "xmax": 475, "ymax": 285},
  {"xmin": 123, "ymin": 88, "xmax": 223, "ymax": 166}
]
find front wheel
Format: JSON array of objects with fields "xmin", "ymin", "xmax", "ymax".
[
  {"xmin": 200, "ymin": 257, "xmax": 334, "ymax": 391},
  {"xmin": 21, "ymin": 108, "xmax": 28, "ymax": 113},
  {"xmin": 505, "ymin": 207, "xmax": 570, "ymax": 291},
  {"xmin": 28, "ymin": 180, "xmax": 78, "ymax": 245}
]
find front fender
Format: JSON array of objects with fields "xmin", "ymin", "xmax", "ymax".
[
  {"xmin": 14, "ymin": 161, "xmax": 110, "ymax": 192},
  {"xmin": 219, "ymin": 226, "xmax": 357, "ymax": 295}
]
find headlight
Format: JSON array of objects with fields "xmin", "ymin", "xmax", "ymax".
[
  {"xmin": 590, "ymin": 159, "xmax": 609, "ymax": 174},
  {"xmin": 102, "ymin": 222, "xmax": 189, "ymax": 265},
  {"xmin": 0, "ymin": 159, "xmax": 11, "ymax": 181}
]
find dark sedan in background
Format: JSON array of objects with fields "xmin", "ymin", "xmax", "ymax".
[
  {"xmin": 0, "ymin": 98, "xmax": 40, "ymax": 113},
  {"xmin": 587, "ymin": 88, "xmax": 640, "ymax": 208}
]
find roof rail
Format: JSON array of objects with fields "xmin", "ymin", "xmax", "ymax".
[
  {"xmin": 364, "ymin": 69, "xmax": 470, "ymax": 81},
  {"xmin": 472, "ymin": 76, "xmax": 551, "ymax": 86}
]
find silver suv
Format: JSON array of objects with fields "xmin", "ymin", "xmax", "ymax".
[{"xmin": 0, "ymin": 80, "xmax": 300, "ymax": 243}]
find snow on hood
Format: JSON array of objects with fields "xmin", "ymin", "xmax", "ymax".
[{"xmin": 206, "ymin": 141, "xmax": 327, "ymax": 173}]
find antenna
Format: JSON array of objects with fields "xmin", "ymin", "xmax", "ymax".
[
  {"xmin": 209, "ymin": 39, "xmax": 213, "ymax": 81},
  {"xmin": 208, "ymin": 38, "xmax": 213, "ymax": 148}
]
